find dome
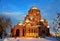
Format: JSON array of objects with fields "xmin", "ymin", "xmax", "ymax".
[
  {"xmin": 25, "ymin": 19, "xmax": 30, "ymax": 23},
  {"xmin": 18, "ymin": 20, "xmax": 23, "ymax": 25},
  {"xmin": 18, "ymin": 22, "xmax": 23, "ymax": 25},
  {"xmin": 31, "ymin": 6, "xmax": 38, "ymax": 9}
]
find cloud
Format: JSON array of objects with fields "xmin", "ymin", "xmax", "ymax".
[
  {"xmin": 2, "ymin": 12, "xmax": 22, "ymax": 16},
  {"xmin": 1, "ymin": 12, "xmax": 26, "ymax": 20}
]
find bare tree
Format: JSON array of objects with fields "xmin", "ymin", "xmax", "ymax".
[
  {"xmin": 52, "ymin": 13, "xmax": 60, "ymax": 37},
  {"xmin": 0, "ymin": 16, "xmax": 12, "ymax": 38}
]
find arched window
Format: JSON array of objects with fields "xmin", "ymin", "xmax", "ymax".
[
  {"xmin": 31, "ymin": 29, "xmax": 33, "ymax": 33},
  {"xmin": 29, "ymin": 29, "xmax": 30, "ymax": 33}
]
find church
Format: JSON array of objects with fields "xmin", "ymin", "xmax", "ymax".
[{"xmin": 12, "ymin": 6, "xmax": 50, "ymax": 38}]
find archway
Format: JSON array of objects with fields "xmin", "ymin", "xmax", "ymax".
[{"xmin": 16, "ymin": 29, "xmax": 20, "ymax": 37}]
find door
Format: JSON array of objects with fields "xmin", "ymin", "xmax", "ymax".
[{"xmin": 16, "ymin": 29, "xmax": 20, "ymax": 37}]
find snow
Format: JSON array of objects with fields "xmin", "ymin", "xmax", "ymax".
[{"xmin": 0, "ymin": 37, "xmax": 58, "ymax": 41}]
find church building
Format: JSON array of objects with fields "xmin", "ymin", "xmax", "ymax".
[{"xmin": 12, "ymin": 6, "xmax": 50, "ymax": 38}]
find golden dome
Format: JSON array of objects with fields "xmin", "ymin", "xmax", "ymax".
[{"xmin": 31, "ymin": 6, "xmax": 38, "ymax": 9}]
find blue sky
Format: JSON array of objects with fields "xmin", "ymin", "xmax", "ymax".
[{"xmin": 0, "ymin": 0, "xmax": 60, "ymax": 32}]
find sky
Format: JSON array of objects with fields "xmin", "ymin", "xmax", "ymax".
[{"xmin": 0, "ymin": 0, "xmax": 60, "ymax": 32}]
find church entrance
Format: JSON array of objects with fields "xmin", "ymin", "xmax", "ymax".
[{"xmin": 16, "ymin": 29, "xmax": 20, "ymax": 37}]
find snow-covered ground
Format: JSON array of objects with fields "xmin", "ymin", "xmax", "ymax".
[{"xmin": 0, "ymin": 37, "xmax": 58, "ymax": 41}]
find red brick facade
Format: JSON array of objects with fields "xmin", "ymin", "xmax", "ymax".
[{"xmin": 12, "ymin": 6, "xmax": 50, "ymax": 38}]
